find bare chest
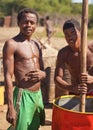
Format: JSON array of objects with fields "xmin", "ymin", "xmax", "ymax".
[
  {"xmin": 67, "ymin": 52, "xmax": 80, "ymax": 71},
  {"xmin": 14, "ymin": 42, "xmax": 39, "ymax": 61}
]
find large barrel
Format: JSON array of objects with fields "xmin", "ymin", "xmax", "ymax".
[{"xmin": 52, "ymin": 95, "xmax": 93, "ymax": 130}]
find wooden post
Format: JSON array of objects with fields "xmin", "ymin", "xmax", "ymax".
[{"xmin": 80, "ymin": 0, "xmax": 88, "ymax": 112}]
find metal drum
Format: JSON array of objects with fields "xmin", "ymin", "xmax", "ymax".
[{"xmin": 52, "ymin": 95, "xmax": 93, "ymax": 130}]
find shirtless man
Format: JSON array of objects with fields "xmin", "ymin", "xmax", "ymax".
[
  {"xmin": 54, "ymin": 19, "xmax": 93, "ymax": 95},
  {"xmin": 3, "ymin": 8, "xmax": 46, "ymax": 130},
  {"xmin": 45, "ymin": 16, "xmax": 54, "ymax": 44}
]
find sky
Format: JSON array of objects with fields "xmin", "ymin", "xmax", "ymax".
[{"xmin": 72, "ymin": 0, "xmax": 93, "ymax": 4}]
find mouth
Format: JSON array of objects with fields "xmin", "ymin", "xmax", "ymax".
[
  {"xmin": 69, "ymin": 39, "xmax": 74, "ymax": 44},
  {"xmin": 25, "ymin": 28, "xmax": 32, "ymax": 33}
]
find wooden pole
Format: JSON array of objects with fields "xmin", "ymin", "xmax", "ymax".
[{"xmin": 80, "ymin": 0, "xmax": 88, "ymax": 112}]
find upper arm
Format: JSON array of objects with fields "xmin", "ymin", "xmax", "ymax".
[
  {"xmin": 55, "ymin": 50, "xmax": 66, "ymax": 78},
  {"xmin": 3, "ymin": 40, "xmax": 15, "ymax": 78}
]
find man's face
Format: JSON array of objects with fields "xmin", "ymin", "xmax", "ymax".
[
  {"xmin": 63, "ymin": 27, "xmax": 80, "ymax": 51},
  {"xmin": 18, "ymin": 13, "xmax": 37, "ymax": 37}
]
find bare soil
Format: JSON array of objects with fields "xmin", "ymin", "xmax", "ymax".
[{"xmin": 0, "ymin": 105, "xmax": 52, "ymax": 130}]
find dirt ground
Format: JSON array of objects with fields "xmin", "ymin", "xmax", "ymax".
[
  {"xmin": 0, "ymin": 104, "xmax": 52, "ymax": 130},
  {"xmin": 0, "ymin": 27, "xmax": 67, "ymax": 130}
]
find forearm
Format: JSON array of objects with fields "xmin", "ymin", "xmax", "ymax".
[
  {"xmin": 5, "ymin": 77, "xmax": 14, "ymax": 109},
  {"xmin": 5, "ymin": 78, "xmax": 17, "ymax": 125},
  {"xmin": 55, "ymin": 76, "xmax": 72, "ymax": 91}
]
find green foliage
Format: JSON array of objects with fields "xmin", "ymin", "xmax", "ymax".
[
  {"xmin": 71, "ymin": 3, "xmax": 82, "ymax": 14},
  {"xmin": 0, "ymin": 0, "xmax": 72, "ymax": 15},
  {"xmin": 0, "ymin": 0, "xmax": 93, "ymax": 28},
  {"xmin": 0, "ymin": 0, "xmax": 14, "ymax": 16},
  {"xmin": 88, "ymin": 5, "xmax": 93, "ymax": 28},
  {"xmin": 88, "ymin": 28, "xmax": 93, "ymax": 39}
]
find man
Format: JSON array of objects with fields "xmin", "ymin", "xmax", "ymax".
[
  {"xmin": 3, "ymin": 8, "xmax": 46, "ymax": 130},
  {"xmin": 54, "ymin": 19, "xmax": 93, "ymax": 95},
  {"xmin": 45, "ymin": 16, "xmax": 54, "ymax": 44}
]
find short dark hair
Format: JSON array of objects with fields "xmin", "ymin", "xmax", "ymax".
[
  {"xmin": 17, "ymin": 8, "xmax": 39, "ymax": 23},
  {"xmin": 46, "ymin": 16, "xmax": 49, "ymax": 20},
  {"xmin": 63, "ymin": 19, "xmax": 81, "ymax": 31}
]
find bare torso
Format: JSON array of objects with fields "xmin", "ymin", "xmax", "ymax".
[
  {"xmin": 65, "ymin": 48, "xmax": 81, "ymax": 86},
  {"xmin": 60, "ymin": 44, "xmax": 93, "ymax": 92},
  {"xmin": 13, "ymin": 35, "xmax": 41, "ymax": 91}
]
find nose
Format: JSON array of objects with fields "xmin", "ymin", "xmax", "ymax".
[
  {"xmin": 26, "ymin": 21, "xmax": 32, "ymax": 26},
  {"xmin": 28, "ymin": 22, "xmax": 31, "ymax": 26},
  {"xmin": 67, "ymin": 36, "xmax": 72, "ymax": 42}
]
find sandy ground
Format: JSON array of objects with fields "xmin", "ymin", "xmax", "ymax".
[
  {"xmin": 0, "ymin": 27, "xmax": 67, "ymax": 130},
  {"xmin": 0, "ymin": 105, "xmax": 52, "ymax": 130}
]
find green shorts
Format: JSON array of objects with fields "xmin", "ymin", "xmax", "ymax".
[{"xmin": 8, "ymin": 87, "xmax": 45, "ymax": 130}]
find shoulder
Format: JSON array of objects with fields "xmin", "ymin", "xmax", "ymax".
[
  {"xmin": 3, "ymin": 37, "xmax": 17, "ymax": 53},
  {"xmin": 58, "ymin": 45, "xmax": 70, "ymax": 56},
  {"xmin": 56, "ymin": 46, "xmax": 70, "ymax": 63}
]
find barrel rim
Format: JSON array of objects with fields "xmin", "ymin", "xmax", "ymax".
[{"xmin": 53, "ymin": 95, "xmax": 93, "ymax": 115}]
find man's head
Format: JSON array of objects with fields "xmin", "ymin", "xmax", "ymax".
[
  {"xmin": 63, "ymin": 19, "xmax": 81, "ymax": 51},
  {"xmin": 17, "ymin": 8, "xmax": 39, "ymax": 37},
  {"xmin": 17, "ymin": 8, "xmax": 39, "ymax": 25},
  {"xmin": 63, "ymin": 19, "xmax": 81, "ymax": 32},
  {"xmin": 46, "ymin": 16, "xmax": 50, "ymax": 20}
]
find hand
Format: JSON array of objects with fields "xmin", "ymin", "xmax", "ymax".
[
  {"xmin": 25, "ymin": 69, "xmax": 46, "ymax": 82},
  {"xmin": 70, "ymin": 84, "xmax": 87, "ymax": 94},
  {"xmin": 81, "ymin": 73, "xmax": 93, "ymax": 84},
  {"xmin": 78, "ymin": 83, "xmax": 87, "ymax": 94},
  {"xmin": 6, "ymin": 107, "xmax": 17, "ymax": 126}
]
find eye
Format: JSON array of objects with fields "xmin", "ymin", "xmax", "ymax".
[
  {"xmin": 71, "ymin": 30, "xmax": 76, "ymax": 35},
  {"xmin": 72, "ymin": 28, "xmax": 77, "ymax": 35},
  {"xmin": 30, "ymin": 21, "xmax": 36, "ymax": 25}
]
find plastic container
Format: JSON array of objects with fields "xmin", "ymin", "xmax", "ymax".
[{"xmin": 0, "ymin": 86, "xmax": 4, "ymax": 105}]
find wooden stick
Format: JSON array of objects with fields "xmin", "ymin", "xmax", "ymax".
[{"xmin": 80, "ymin": 0, "xmax": 88, "ymax": 112}]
